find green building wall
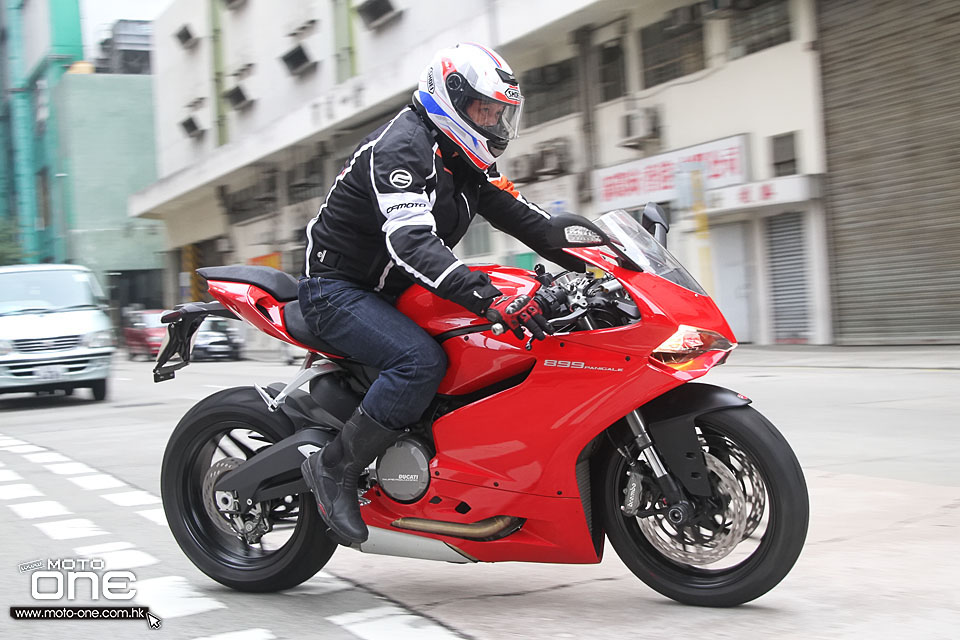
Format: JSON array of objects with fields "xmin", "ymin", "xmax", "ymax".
[{"xmin": 54, "ymin": 73, "xmax": 164, "ymax": 277}]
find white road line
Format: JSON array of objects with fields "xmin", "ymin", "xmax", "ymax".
[
  {"xmin": 67, "ymin": 474, "xmax": 127, "ymax": 490},
  {"xmin": 134, "ymin": 576, "xmax": 227, "ymax": 618},
  {"xmin": 0, "ymin": 469, "xmax": 24, "ymax": 482},
  {"xmin": 24, "ymin": 451, "xmax": 70, "ymax": 464},
  {"xmin": 75, "ymin": 541, "xmax": 136, "ymax": 555},
  {"xmin": 0, "ymin": 483, "xmax": 43, "ymax": 500},
  {"xmin": 326, "ymin": 605, "xmax": 466, "ymax": 640},
  {"xmin": 135, "ymin": 508, "xmax": 167, "ymax": 526},
  {"xmin": 204, "ymin": 385, "xmax": 233, "ymax": 389},
  {"xmin": 3, "ymin": 444, "xmax": 45, "ymax": 454},
  {"xmin": 282, "ymin": 571, "xmax": 354, "ymax": 597},
  {"xmin": 191, "ymin": 630, "xmax": 276, "ymax": 640},
  {"xmin": 0, "ymin": 438, "xmax": 27, "ymax": 447},
  {"xmin": 7, "ymin": 500, "xmax": 72, "ymax": 520},
  {"xmin": 95, "ymin": 548, "xmax": 159, "ymax": 570},
  {"xmin": 100, "ymin": 490, "xmax": 161, "ymax": 507},
  {"xmin": 46, "ymin": 462, "xmax": 97, "ymax": 475},
  {"xmin": 34, "ymin": 518, "xmax": 109, "ymax": 540}
]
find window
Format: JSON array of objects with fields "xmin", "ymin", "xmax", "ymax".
[
  {"xmin": 730, "ymin": 0, "xmax": 791, "ymax": 59},
  {"xmin": 771, "ymin": 132, "xmax": 797, "ymax": 176},
  {"xmin": 460, "ymin": 220, "xmax": 492, "ymax": 257},
  {"xmin": 521, "ymin": 59, "xmax": 579, "ymax": 128},
  {"xmin": 596, "ymin": 40, "xmax": 626, "ymax": 102},
  {"xmin": 640, "ymin": 15, "xmax": 705, "ymax": 89},
  {"xmin": 36, "ymin": 169, "xmax": 50, "ymax": 231}
]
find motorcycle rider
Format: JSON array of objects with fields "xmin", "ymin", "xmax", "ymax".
[{"xmin": 299, "ymin": 43, "xmax": 583, "ymax": 544}]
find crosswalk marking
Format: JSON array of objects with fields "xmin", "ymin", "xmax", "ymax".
[
  {"xmin": 3, "ymin": 444, "xmax": 45, "ymax": 454},
  {"xmin": 0, "ymin": 469, "xmax": 24, "ymax": 482},
  {"xmin": 0, "ymin": 483, "xmax": 43, "ymax": 500},
  {"xmin": 136, "ymin": 508, "xmax": 167, "ymax": 526},
  {"xmin": 191, "ymin": 630, "xmax": 276, "ymax": 640},
  {"xmin": 327, "ymin": 605, "xmax": 466, "ymax": 640},
  {"xmin": 67, "ymin": 474, "xmax": 127, "ymax": 490},
  {"xmin": 101, "ymin": 490, "xmax": 162, "ymax": 506},
  {"xmin": 93, "ymin": 548, "xmax": 159, "ymax": 569},
  {"xmin": 7, "ymin": 500, "xmax": 71, "ymax": 519},
  {"xmin": 24, "ymin": 451, "xmax": 70, "ymax": 464},
  {"xmin": 283, "ymin": 571, "xmax": 354, "ymax": 597},
  {"xmin": 45, "ymin": 462, "xmax": 97, "ymax": 475},
  {"xmin": 134, "ymin": 576, "xmax": 227, "ymax": 619},
  {"xmin": 34, "ymin": 518, "xmax": 109, "ymax": 540},
  {"xmin": 0, "ymin": 437, "xmax": 27, "ymax": 447},
  {"xmin": 75, "ymin": 541, "xmax": 136, "ymax": 555}
]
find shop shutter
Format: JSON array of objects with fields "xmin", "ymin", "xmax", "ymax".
[
  {"xmin": 767, "ymin": 212, "xmax": 810, "ymax": 344},
  {"xmin": 818, "ymin": 0, "xmax": 960, "ymax": 344}
]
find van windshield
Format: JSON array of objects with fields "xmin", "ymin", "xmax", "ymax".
[{"xmin": 0, "ymin": 269, "xmax": 104, "ymax": 315}]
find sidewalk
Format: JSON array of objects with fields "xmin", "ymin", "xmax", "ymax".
[{"xmin": 727, "ymin": 344, "xmax": 960, "ymax": 370}]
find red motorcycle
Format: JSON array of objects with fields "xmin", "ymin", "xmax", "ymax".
[{"xmin": 155, "ymin": 206, "xmax": 807, "ymax": 607}]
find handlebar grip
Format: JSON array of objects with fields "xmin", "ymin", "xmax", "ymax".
[{"xmin": 491, "ymin": 323, "xmax": 507, "ymax": 336}]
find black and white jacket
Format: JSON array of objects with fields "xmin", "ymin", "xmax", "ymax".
[{"xmin": 302, "ymin": 105, "xmax": 579, "ymax": 315}]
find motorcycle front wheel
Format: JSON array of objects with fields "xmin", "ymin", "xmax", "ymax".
[
  {"xmin": 161, "ymin": 387, "xmax": 337, "ymax": 592},
  {"xmin": 601, "ymin": 405, "xmax": 808, "ymax": 607}
]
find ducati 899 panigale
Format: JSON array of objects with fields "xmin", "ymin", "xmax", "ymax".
[{"xmin": 154, "ymin": 205, "xmax": 808, "ymax": 607}]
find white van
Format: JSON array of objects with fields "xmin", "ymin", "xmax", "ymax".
[{"xmin": 0, "ymin": 264, "xmax": 115, "ymax": 400}]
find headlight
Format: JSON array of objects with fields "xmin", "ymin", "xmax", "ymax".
[
  {"xmin": 83, "ymin": 330, "xmax": 114, "ymax": 349},
  {"xmin": 651, "ymin": 325, "xmax": 736, "ymax": 370},
  {"xmin": 0, "ymin": 339, "xmax": 13, "ymax": 356}
]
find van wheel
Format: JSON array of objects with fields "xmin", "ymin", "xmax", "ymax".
[{"xmin": 91, "ymin": 380, "xmax": 108, "ymax": 402}]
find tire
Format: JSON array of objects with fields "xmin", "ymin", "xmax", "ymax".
[
  {"xmin": 91, "ymin": 379, "xmax": 108, "ymax": 402},
  {"xmin": 161, "ymin": 387, "xmax": 337, "ymax": 592},
  {"xmin": 600, "ymin": 405, "xmax": 808, "ymax": 607}
]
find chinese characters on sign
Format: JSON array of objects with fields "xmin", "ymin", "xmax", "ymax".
[{"xmin": 592, "ymin": 135, "xmax": 748, "ymax": 210}]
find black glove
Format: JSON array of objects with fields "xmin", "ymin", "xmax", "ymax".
[{"xmin": 484, "ymin": 295, "xmax": 553, "ymax": 341}]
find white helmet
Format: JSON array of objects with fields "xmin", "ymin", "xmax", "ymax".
[{"xmin": 414, "ymin": 43, "xmax": 524, "ymax": 172}]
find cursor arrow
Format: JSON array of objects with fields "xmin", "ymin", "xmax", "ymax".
[{"xmin": 147, "ymin": 612, "xmax": 162, "ymax": 630}]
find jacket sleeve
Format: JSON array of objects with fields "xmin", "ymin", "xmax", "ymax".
[
  {"xmin": 477, "ymin": 167, "xmax": 586, "ymax": 273},
  {"xmin": 371, "ymin": 126, "xmax": 501, "ymax": 315}
]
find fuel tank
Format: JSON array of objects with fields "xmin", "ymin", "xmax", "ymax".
[{"xmin": 395, "ymin": 266, "xmax": 539, "ymax": 395}]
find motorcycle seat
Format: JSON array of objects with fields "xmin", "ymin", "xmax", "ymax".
[
  {"xmin": 282, "ymin": 300, "xmax": 349, "ymax": 358},
  {"xmin": 197, "ymin": 266, "xmax": 299, "ymax": 302}
]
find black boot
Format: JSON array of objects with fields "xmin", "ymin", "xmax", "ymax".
[{"xmin": 301, "ymin": 406, "xmax": 400, "ymax": 544}]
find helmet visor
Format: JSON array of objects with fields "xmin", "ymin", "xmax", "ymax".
[{"xmin": 452, "ymin": 84, "xmax": 523, "ymax": 145}]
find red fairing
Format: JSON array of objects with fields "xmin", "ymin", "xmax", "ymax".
[{"xmin": 204, "ymin": 280, "xmax": 324, "ymax": 355}]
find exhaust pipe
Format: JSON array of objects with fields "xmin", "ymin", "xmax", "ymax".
[{"xmin": 391, "ymin": 515, "xmax": 523, "ymax": 541}]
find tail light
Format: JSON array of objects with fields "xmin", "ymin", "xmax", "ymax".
[{"xmin": 651, "ymin": 325, "xmax": 736, "ymax": 371}]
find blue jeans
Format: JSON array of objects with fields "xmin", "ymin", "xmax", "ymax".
[{"xmin": 298, "ymin": 276, "xmax": 448, "ymax": 429}]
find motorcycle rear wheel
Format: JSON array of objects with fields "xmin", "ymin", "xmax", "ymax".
[
  {"xmin": 161, "ymin": 387, "xmax": 337, "ymax": 592},
  {"xmin": 601, "ymin": 405, "xmax": 808, "ymax": 607}
]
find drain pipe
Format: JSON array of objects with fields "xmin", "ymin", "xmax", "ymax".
[{"xmin": 573, "ymin": 26, "xmax": 597, "ymax": 205}]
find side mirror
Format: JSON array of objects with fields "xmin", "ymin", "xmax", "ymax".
[{"xmin": 642, "ymin": 202, "xmax": 669, "ymax": 246}]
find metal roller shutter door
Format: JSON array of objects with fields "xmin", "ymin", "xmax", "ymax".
[
  {"xmin": 767, "ymin": 212, "xmax": 810, "ymax": 344},
  {"xmin": 818, "ymin": 0, "xmax": 960, "ymax": 344}
]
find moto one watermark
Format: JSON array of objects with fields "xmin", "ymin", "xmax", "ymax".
[
  {"xmin": 27, "ymin": 558, "xmax": 136, "ymax": 601},
  {"xmin": 11, "ymin": 558, "xmax": 161, "ymax": 629}
]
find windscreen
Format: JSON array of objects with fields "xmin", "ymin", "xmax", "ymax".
[
  {"xmin": 0, "ymin": 269, "xmax": 103, "ymax": 315},
  {"xmin": 594, "ymin": 210, "xmax": 708, "ymax": 295}
]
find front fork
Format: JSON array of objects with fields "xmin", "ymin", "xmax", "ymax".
[{"xmin": 621, "ymin": 410, "xmax": 696, "ymax": 526}]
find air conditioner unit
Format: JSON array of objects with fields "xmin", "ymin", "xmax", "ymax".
[
  {"xmin": 664, "ymin": 5, "xmax": 699, "ymax": 32},
  {"xmin": 619, "ymin": 107, "xmax": 660, "ymax": 149},
  {"xmin": 175, "ymin": 25, "xmax": 199, "ymax": 49},
  {"xmin": 536, "ymin": 139, "xmax": 571, "ymax": 177},
  {"xmin": 180, "ymin": 115, "xmax": 206, "ymax": 139},
  {"xmin": 702, "ymin": 0, "xmax": 735, "ymax": 18},
  {"xmin": 223, "ymin": 85, "xmax": 254, "ymax": 111},
  {"xmin": 223, "ymin": 0, "xmax": 247, "ymax": 9},
  {"xmin": 281, "ymin": 44, "xmax": 318, "ymax": 77},
  {"xmin": 510, "ymin": 154, "xmax": 537, "ymax": 184},
  {"xmin": 355, "ymin": 0, "xmax": 403, "ymax": 30},
  {"xmin": 255, "ymin": 171, "xmax": 279, "ymax": 203}
]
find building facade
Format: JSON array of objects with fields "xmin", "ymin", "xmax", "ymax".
[
  {"xmin": 132, "ymin": 0, "xmax": 831, "ymax": 344},
  {"xmin": 0, "ymin": 1, "xmax": 165, "ymax": 310}
]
